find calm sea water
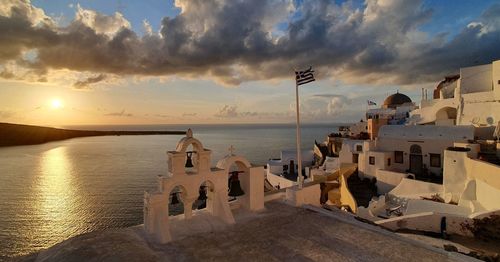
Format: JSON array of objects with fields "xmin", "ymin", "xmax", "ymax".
[{"xmin": 0, "ymin": 123, "xmax": 338, "ymax": 258}]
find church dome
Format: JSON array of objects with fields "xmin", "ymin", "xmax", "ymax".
[{"xmin": 383, "ymin": 92, "xmax": 412, "ymax": 108}]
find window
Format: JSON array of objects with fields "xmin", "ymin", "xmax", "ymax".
[
  {"xmin": 430, "ymin": 153, "xmax": 441, "ymax": 168},
  {"xmin": 387, "ymin": 158, "xmax": 391, "ymax": 166},
  {"xmin": 369, "ymin": 156, "xmax": 375, "ymax": 165},
  {"xmin": 394, "ymin": 151, "xmax": 403, "ymax": 163},
  {"xmin": 356, "ymin": 145, "xmax": 363, "ymax": 152}
]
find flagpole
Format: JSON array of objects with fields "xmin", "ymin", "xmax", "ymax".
[{"xmin": 295, "ymin": 80, "xmax": 303, "ymax": 189}]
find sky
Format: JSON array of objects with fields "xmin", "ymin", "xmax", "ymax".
[{"xmin": 0, "ymin": 0, "xmax": 499, "ymax": 126}]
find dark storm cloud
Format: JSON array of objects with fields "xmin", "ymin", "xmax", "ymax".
[
  {"xmin": 1, "ymin": 0, "xmax": 500, "ymax": 86},
  {"xmin": 73, "ymin": 74, "xmax": 107, "ymax": 89}
]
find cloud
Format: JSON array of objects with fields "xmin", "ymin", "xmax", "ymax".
[
  {"xmin": 215, "ymin": 105, "xmax": 239, "ymax": 118},
  {"xmin": 73, "ymin": 74, "xmax": 107, "ymax": 89},
  {"xmin": 182, "ymin": 113, "xmax": 197, "ymax": 117},
  {"xmin": 104, "ymin": 109, "xmax": 133, "ymax": 117},
  {"xmin": 214, "ymin": 104, "xmax": 289, "ymax": 120},
  {"xmin": 292, "ymin": 94, "xmax": 351, "ymax": 120},
  {"xmin": 142, "ymin": 19, "xmax": 152, "ymax": 35},
  {"xmin": 74, "ymin": 4, "xmax": 131, "ymax": 37},
  {"xmin": 154, "ymin": 114, "xmax": 174, "ymax": 118},
  {"xmin": 0, "ymin": 69, "xmax": 14, "ymax": 79},
  {"xmin": 327, "ymin": 96, "xmax": 350, "ymax": 116},
  {"xmin": 0, "ymin": 0, "xmax": 499, "ymax": 86}
]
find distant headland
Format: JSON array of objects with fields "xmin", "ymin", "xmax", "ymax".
[{"xmin": 0, "ymin": 122, "xmax": 186, "ymax": 147}]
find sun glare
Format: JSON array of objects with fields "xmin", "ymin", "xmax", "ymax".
[{"xmin": 51, "ymin": 99, "xmax": 63, "ymax": 109}]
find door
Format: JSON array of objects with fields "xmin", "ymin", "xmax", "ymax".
[
  {"xmin": 352, "ymin": 153, "xmax": 359, "ymax": 163},
  {"xmin": 409, "ymin": 144, "xmax": 423, "ymax": 177},
  {"xmin": 409, "ymin": 154, "xmax": 423, "ymax": 176}
]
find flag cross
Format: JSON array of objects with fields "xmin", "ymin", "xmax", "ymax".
[{"xmin": 228, "ymin": 145, "xmax": 235, "ymax": 156}]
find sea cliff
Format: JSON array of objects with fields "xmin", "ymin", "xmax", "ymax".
[{"xmin": 0, "ymin": 123, "xmax": 185, "ymax": 147}]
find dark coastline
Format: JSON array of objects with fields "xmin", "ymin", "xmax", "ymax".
[{"xmin": 0, "ymin": 122, "xmax": 186, "ymax": 147}]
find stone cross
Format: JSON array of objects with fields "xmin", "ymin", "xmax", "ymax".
[{"xmin": 228, "ymin": 145, "xmax": 236, "ymax": 156}]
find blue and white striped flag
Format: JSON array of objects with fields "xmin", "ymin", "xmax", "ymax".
[{"xmin": 295, "ymin": 66, "xmax": 315, "ymax": 86}]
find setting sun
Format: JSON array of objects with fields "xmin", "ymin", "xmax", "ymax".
[{"xmin": 51, "ymin": 99, "xmax": 63, "ymax": 109}]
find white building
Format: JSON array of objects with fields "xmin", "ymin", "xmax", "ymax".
[
  {"xmin": 357, "ymin": 144, "xmax": 500, "ymax": 238},
  {"xmin": 266, "ymin": 149, "xmax": 314, "ymax": 189},
  {"xmin": 334, "ymin": 60, "xmax": 500, "ymax": 239},
  {"xmin": 409, "ymin": 60, "xmax": 500, "ymax": 135},
  {"xmin": 339, "ymin": 60, "xmax": 500, "ymax": 187},
  {"xmin": 340, "ymin": 125, "xmax": 475, "ymax": 185},
  {"xmin": 366, "ymin": 92, "xmax": 418, "ymax": 140}
]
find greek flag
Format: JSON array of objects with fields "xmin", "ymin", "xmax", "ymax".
[
  {"xmin": 367, "ymin": 100, "xmax": 377, "ymax": 106},
  {"xmin": 295, "ymin": 66, "xmax": 315, "ymax": 86}
]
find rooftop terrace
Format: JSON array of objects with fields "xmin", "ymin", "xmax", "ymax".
[{"xmin": 20, "ymin": 201, "xmax": 473, "ymax": 262}]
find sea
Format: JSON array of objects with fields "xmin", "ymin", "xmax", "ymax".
[{"xmin": 0, "ymin": 123, "xmax": 339, "ymax": 258}]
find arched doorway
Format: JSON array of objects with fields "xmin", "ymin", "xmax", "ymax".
[
  {"xmin": 409, "ymin": 144, "xmax": 423, "ymax": 177},
  {"xmin": 435, "ymin": 107, "xmax": 457, "ymax": 125}
]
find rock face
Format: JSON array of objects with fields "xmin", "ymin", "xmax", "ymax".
[{"xmin": 17, "ymin": 201, "xmax": 462, "ymax": 262}]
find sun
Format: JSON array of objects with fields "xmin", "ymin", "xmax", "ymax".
[{"xmin": 51, "ymin": 99, "xmax": 63, "ymax": 109}]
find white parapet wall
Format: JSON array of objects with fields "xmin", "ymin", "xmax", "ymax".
[
  {"xmin": 405, "ymin": 199, "xmax": 470, "ymax": 216},
  {"xmin": 388, "ymin": 178, "xmax": 443, "ymax": 199},
  {"xmin": 285, "ymin": 183, "xmax": 321, "ymax": 207},
  {"xmin": 375, "ymin": 212, "xmax": 474, "ymax": 237},
  {"xmin": 266, "ymin": 173, "xmax": 296, "ymax": 189},
  {"xmin": 443, "ymin": 147, "xmax": 500, "ymax": 205},
  {"xmin": 375, "ymin": 169, "xmax": 409, "ymax": 195},
  {"xmin": 376, "ymin": 209, "xmax": 500, "ymax": 237}
]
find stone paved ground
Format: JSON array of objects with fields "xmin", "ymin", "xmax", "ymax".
[{"xmin": 18, "ymin": 201, "xmax": 474, "ymax": 262}]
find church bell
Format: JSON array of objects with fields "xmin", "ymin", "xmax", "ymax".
[
  {"xmin": 198, "ymin": 186, "xmax": 208, "ymax": 201},
  {"xmin": 185, "ymin": 151, "xmax": 194, "ymax": 168},
  {"xmin": 171, "ymin": 192, "xmax": 180, "ymax": 205},
  {"xmin": 228, "ymin": 171, "xmax": 245, "ymax": 197}
]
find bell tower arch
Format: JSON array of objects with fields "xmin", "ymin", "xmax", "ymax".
[
  {"xmin": 168, "ymin": 128, "xmax": 211, "ymax": 175},
  {"xmin": 216, "ymin": 149, "xmax": 265, "ymax": 212}
]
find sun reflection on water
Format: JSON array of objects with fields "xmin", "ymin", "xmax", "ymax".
[{"xmin": 34, "ymin": 146, "xmax": 79, "ymax": 246}]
